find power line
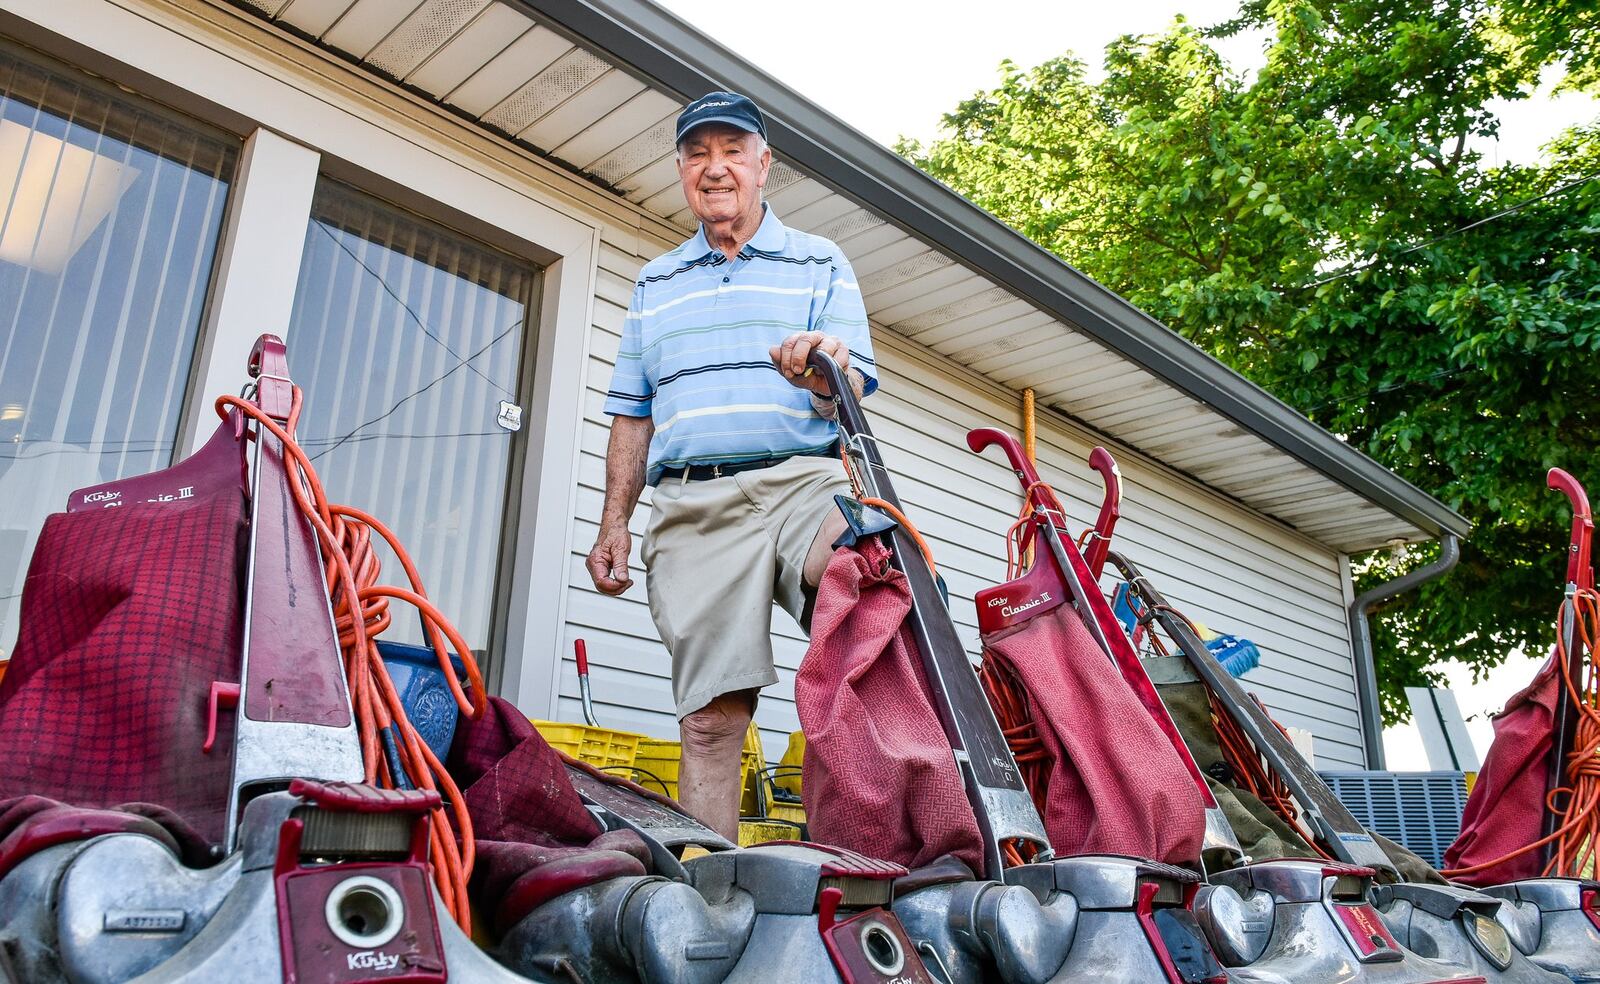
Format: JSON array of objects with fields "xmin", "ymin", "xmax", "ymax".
[
  {"xmin": 1303, "ymin": 171, "xmax": 1600, "ymax": 289},
  {"xmin": 296, "ymin": 430, "xmax": 505, "ymax": 448},
  {"xmin": 1303, "ymin": 365, "xmax": 1479, "ymax": 413},
  {"xmin": 0, "ymin": 441, "xmax": 173, "ymax": 460}
]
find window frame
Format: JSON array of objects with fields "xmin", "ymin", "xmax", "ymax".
[{"xmin": 1, "ymin": 5, "xmax": 606, "ymax": 713}]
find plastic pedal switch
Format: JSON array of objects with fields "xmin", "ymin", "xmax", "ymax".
[
  {"xmin": 287, "ymin": 779, "xmax": 441, "ymax": 814},
  {"xmin": 202, "ymin": 682, "xmax": 240, "ymax": 754}
]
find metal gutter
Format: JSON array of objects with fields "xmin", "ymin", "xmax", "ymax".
[
  {"xmin": 1348, "ymin": 535, "xmax": 1461, "ymax": 768},
  {"xmin": 512, "ymin": 0, "xmax": 1471, "ymax": 542}
]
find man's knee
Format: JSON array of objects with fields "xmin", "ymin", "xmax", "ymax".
[
  {"xmin": 680, "ymin": 691, "xmax": 754, "ymax": 753},
  {"xmin": 804, "ymin": 507, "xmax": 849, "ymax": 587}
]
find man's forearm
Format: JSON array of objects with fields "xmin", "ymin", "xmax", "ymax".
[{"xmin": 601, "ymin": 415, "xmax": 653, "ymax": 531}]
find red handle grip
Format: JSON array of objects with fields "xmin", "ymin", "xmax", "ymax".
[
  {"xmin": 967, "ymin": 427, "xmax": 1044, "ymax": 488},
  {"xmin": 1549, "ymin": 468, "xmax": 1594, "ymax": 590},
  {"xmin": 574, "ymin": 638, "xmax": 589, "ymax": 677},
  {"xmin": 1550, "ymin": 468, "xmax": 1592, "ymax": 520},
  {"xmin": 1084, "ymin": 447, "xmax": 1123, "ymax": 580}
]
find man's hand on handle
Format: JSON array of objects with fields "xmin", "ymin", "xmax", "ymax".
[
  {"xmin": 587, "ymin": 525, "xmax": 633, "ymax": 596},
  {"xmin": 770, "ymin": 331, "xmax": 849, "ymax": 397}
]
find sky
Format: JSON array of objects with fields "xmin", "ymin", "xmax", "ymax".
[
  {"xmin": 654, "ymin": 0, "xmax": 1597, "ymax": 163},
  {"xmin": 651, "ymin": 0, "xmax": 1598, "ymax": 770}
]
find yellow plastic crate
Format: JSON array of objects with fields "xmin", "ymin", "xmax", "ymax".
[
  {"xmin": 629, "ymin": 730, "xmax": 763, "ymax": 808},
  {"xmin": 772, "ymin": 730, "xmax": 805, "ymax": 797},
  {"xmin": 738, "ymin": 819, "xmax": 801, "ymax": 847},
  {"xmin": 632, "ymin": 738, "xmax": 683, "ymax": 798},
  {"xmin": 531, "ymin": 720, "xmax": 642, "ymax": 771},
  {"xmin": 767, "ymin": 801, "xmax": 807, "ymax": 827},
  {"xmin": 738, "ymin": 723, "xmax": 767, "ymax": 816}
]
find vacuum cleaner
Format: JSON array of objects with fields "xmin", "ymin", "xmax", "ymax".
[
  {"xmin": 962, "ymin": 426, "xmax": 1548, "ymax": 983},
  {"xmin": 0, "ymin": 336, "xmax": 525, "ymax": 983},
  {"xmin": 1109, "ymin": 550, "xmax": 1568, "ymax": 983},
  {"xmin": 1448, "ymin": 468, "xmax": 1600, "ymax": 982},
  {"xmin": 797, "ymin": 351, "xmax": 1239, "ymax": 984}
]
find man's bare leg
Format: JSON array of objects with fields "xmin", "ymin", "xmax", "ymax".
[
  {"xmin": 678, "ymin": 689, "xmax": 755, "ymax": 840},
  {"xmin": 803, "ymin": 506, "xmax": 850, "ymax": 587}
]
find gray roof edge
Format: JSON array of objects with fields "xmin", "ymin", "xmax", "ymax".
[{"xmin": 513, "ymin": 0, "xmax": 1471, "ymax": 542}]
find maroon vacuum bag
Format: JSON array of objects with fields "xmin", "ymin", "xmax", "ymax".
[
  {"xmin": 981, "ymin": 604, "xmax": 1207, "ymax": 864},
  {"xmin": 447, "ymin": 694, "xmax": 651, "ymax": 932},
  {"xmin": 796, "ymin": 540, "xmax": 985, "ymax": 874},
  {"xmin": 0, "ymin": 457, "xmax": 247, "ymax": 847},
  {"xmin": 1444, "ymin": 652, "xmax": 1561, "ymax": 885}
]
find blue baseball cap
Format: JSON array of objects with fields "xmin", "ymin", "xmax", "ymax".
[{"xmin": 675, "ymin": 91, "xmax": 767, "ymax": 146}]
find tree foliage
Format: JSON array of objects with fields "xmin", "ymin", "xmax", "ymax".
[{"xmin": 899, "ymin": 0, "xmax": 1600, "ymax": 721}]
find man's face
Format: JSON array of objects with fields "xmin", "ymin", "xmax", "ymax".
[{"xmin": 677, "ymin": 124, "xmax": 771, "ymax": 227}]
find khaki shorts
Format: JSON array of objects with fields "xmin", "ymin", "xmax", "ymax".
[{"xmin": 643, "ymin": 455, "xmax": 851, "ymax": 719}]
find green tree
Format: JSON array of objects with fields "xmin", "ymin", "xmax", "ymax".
[{"xmin": 900, "ymin": 0, "xmax": 1600, "ymax": 720}]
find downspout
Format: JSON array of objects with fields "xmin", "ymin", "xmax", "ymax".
[{"xmin": 1347, "ymin": 534, "xmax": 1460, "ymax": 770}]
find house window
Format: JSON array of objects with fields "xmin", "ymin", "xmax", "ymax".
[
  {"xmin": 286, "ymin": 180, "xmax": 537, "ymax": 666},
  {"xmin": 0, "ymin": 46, "xmax": 237, "ymax": 655}
]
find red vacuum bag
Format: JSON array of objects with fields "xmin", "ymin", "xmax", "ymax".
[
  {"xmin": 0, "ymin": 449, "xmax": 247, "ymax": 847},
  {"xmin": 1443, "ymin": 652, "xmax": 1561, "ymax": 885},
  {"xmin": 796, "ymin": 540, "xmax": 985, "ymax": 874},
  {"xmin": 981, "ymin": 605, "xmax": 1206, "ymax": 864}
]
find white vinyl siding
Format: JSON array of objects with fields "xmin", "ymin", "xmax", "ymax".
[{"xmin": 560, "ymin": 233, "xmax": 1366, "ymax": 771}]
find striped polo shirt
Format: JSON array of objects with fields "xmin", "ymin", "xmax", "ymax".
[{"xmin": 604, "ymin": 205, "xmax": 877, "ymax": 485}]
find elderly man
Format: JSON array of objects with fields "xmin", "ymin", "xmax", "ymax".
[{"xmin": 587, "ymin": 91, "xmax": 875, "ymax": 839}]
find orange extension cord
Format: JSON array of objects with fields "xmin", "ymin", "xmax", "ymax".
[
  {"xmin": 215, "ymin": 389, "xmax": 486, "ymax": 932},
  {"xmin": 1207, "ymin": 682, "xmax": 1331, "ymax": 859},
  {"xmin": 1443, "ymin": 585, "xmax": 1600, "ymax": 880}
]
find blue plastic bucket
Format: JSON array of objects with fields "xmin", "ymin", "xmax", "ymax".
[{"xmin": 376, "ymin": 641, "xmax": 469, "ymax": 764}]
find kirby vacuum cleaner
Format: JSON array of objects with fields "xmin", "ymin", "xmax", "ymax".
[
  {"xmin": 963, "ymin": 429, "xmax": 1517, "ymax": 984},
  {"xmin": 0, "ymin": 338, "xmax": 962, "ymax": 984},
  {"xmin": 0, "ymin": 337, "xmax": 524, "ymax": 983},
  {"xmin": 1475, "ymin": 470, "xmax": 1600, "ymax": 983},
  {"xmin": 1110, "ymin": 549, "xmax": 1567, "ymax": 983}
]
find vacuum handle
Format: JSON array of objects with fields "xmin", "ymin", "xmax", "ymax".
[
  {"xmin": 1083, "ymin": 447, "xmax": 1122, "ymax": 581},
  {"xmin": 806, "ymin": 351, "xmax": 876, "ymax": 456},
  {"xmin": 967, "ymin": 427, "xmax": 1045, "ymax": 489},
  {"xmin": 809, "ymin": 353, "xmax": 1052, "ymax": 875},
  {"xmin": 1549, "ymin": 468, "xmax": 1594, "ymax": 591}
]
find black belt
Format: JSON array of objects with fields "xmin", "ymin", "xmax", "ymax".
[{"xmin": 659, "ymin": 442, "xmax": 839, "ymax": 482}]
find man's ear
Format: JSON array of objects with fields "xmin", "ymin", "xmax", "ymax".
[{"xmin": 756, "ymin": 144, "xmax": 772, "ymax": 189}]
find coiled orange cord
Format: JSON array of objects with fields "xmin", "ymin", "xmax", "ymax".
[
  {"xmin": 215, "ymin": 390, "xmax": 484, "ymax": 931},
  {"xmin": 1443, "ymin": 586, "xmax": 1600, "ymax": 879},
  {"xmin": 1208, "ymin": 689, "xmax": 1332, "ymax": 859}
]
